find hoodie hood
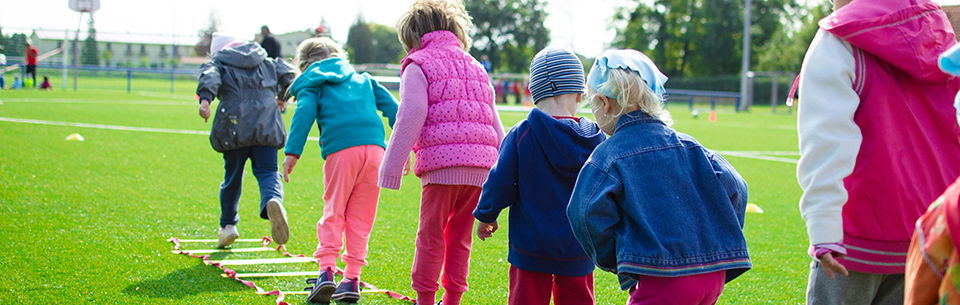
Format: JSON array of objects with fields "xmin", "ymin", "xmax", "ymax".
[
  {"xmin": 526, "ymin": 108, "xmax": 605, "ymax": 178},
  {"xmin": 213, "ymin": 43, "xmax": 268, "ymax": 69},
  {"xmin": 288, "ymin": 57, "xmax": 356, "ymax": 97},
  {"xmin": 819, "ymin": 0, "xmax": 957, "ymax": 82}
]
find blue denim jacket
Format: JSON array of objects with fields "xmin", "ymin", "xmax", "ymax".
[{"xmin": 567, "ymin": 110, "xmax": 751, "ymax": 290}]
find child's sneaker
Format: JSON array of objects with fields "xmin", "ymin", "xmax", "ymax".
[
  {"xmin": 307, "ymin": 267, "xmax": 336, "ymax": 304},
  {"xmin": 217, "ymin": 225, "xmax": 239, "ymax": 248},
  {"xmin": 265, "ymin": 198, "xmax": 289, "ymax": 244},
  {"xmin": 332, "ymin": 278, "xmax": 361, "ymax": 303}
]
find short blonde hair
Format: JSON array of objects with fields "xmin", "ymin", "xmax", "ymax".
[
  {"xmin": 295, "ymin": 37, "xmax": 347, "ymax": 71},
  {"xmin": 587, "ymin": 69, "xmax": 673, "ymax": 126},
  {"xmin": 396, "ymin": 0, "xmax": 473, "ymax": 51}
]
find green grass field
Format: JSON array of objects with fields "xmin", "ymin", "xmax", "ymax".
[{"xmin": 0, "ymin": 84, "xmax": 806, "ymax": 304}]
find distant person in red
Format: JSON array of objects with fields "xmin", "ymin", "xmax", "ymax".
[
  {"xmin": 25, "ymin": 42, "xmax": 38, "ymax": 88},
  {"xmin": 39, "ymin": 76, "xmax": 51, "ymax": 90}
]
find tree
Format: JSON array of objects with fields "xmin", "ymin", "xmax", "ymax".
[
  {"xmin": 4, "ymin": 33, "xmax": 27, "ymax": 57},
  {"xmin": 195, "ymin": 11, "xmax": 220, "ymax": 57},
  {"xmin": 755, "ymin": 2, "xmax": 831, "ymax": 73},
  {"xmin": 81, "ymin": 14, "xmax": 100, "ymax": 66},
  {"xmin": 612, "ymin": 0, "xmax": 797, "ymax": 77},
  {"xmin": 346, "ymin": 16, "xmax": 375, "ymax": 64},
  {"xmin": 466, "ymin": 0, "xmax": 550, "ymax": 73},
  {"xmin": 369, "ymin": 23, "xmax": 405, "ymax": 64}
]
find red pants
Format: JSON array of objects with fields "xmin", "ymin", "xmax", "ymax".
[
  {"xmin": 627, "ymin": 271, "xmax": 725, "ymax": 305},
  {"xmin": 509, "ymin": 265, "xmax": 595, "ymax": 305},
  {"xmin": 411, "ymin": 184, "xmax": 481, "ymax": 305}
]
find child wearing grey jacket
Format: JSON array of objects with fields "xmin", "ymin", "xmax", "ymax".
[{"xmin": 196, "ymin": 33, "xmax": 296, "ymax": 248}]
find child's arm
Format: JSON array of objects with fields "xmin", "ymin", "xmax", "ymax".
[
  {"xmin": 196, "ymin": 62, "xmax": 221, "ymax": 103},
  {"xmin": 379, "ymin": 64, "xmax": 429, "ymax": 190},
  {"xmin": 282, "ymin": 87, "xmax": 321, "ymax": 181},
  {"xmin": 797, "ymin": 30, "xmax": 859, "ymax": 262},
  {"xmin": 473, "ymin": 126, "xmax": 522, "ymax": 235},
  {"xmin": 567, "ymin": 162, "xmax": 623, "ymax": 272},
  {"xmin": 708, "ymin": 150, "xmax": 749, "ymax": 228},
  {"xmin": 370, "ymin": 77, "xmax": 399, "ymax": 128},
  {"xmin": 489, "ymin": 83, "xmax": 506, "ymax": 141},
  {"xmin": 274, "ymin": 59, "xmax": 297, "ymax": 101}
]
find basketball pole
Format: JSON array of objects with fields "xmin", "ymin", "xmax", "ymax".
[{"xmin": 73, "ymin": 11, "xmax": 84, "ymax": 92}]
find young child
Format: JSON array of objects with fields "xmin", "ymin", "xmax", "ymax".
[
  {"xmin": 473, "ymin": 48, "xmax": 603, "ymax": 305},
  {"xmin": 567, "ymin": 49, "xmax": 751, "ymax": 305},
  {"xmin": 901, "ymin": 29, "xmax": 960, "ymax": 305},
  {"xmin": 196, "ymin": 33, "xmax": 296, "ymax": 249},
  {"xmin": 381, "ymin": 1, "xmax": 505, "ymax": 304},
  {"xmin": 39, "ymin": 76, "xmax": 51, "ymax": 90},
  {"xmin": 796, "ymin": 1, "xmax": 960, "ymax": 304},
  {"xmin": 281, "ymin": 37, "xmax": 399, "ymax": 304}
]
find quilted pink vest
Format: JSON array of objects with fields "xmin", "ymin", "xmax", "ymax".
[
  {"xmin": 401, "ymin": 31, "xmax": 500, "ymax": 176},
  {"xmin": 821, "ymin": 0, "xmax": 960, "ymax": 273}
]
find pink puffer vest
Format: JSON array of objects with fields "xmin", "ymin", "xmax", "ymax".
[{"xmin": 401, "ymin": 31, "xmax": 500, "ymax": 176}]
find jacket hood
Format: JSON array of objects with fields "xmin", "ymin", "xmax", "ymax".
[
  {"xmin": 288, "ymin": 57, "xmax": 356, "ymax": 97},
  {"xmin": 527, "ymin": 108, "xmax": 605, "ymax": 178},
  {"xmin": 819, "ymin": 0, "xmax": 957, "ymax": 82},
  {"xmin": 213, "ymin": 43, "xmax": 267, "ymax": 69}
]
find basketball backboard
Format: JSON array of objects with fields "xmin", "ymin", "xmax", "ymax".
[{"xmin": 68, "ymin": 0, "xmax": 100, "ymax": 13}]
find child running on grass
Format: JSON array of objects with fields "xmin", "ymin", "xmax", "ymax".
[
  {"xmin": 796, "ymin": 1, "xmax": 960, "ymax": 304},
  {"xmin": 281, "ymin": 37, "xmax": 398, "ymax": 304},
  {"xmin": 567, "ymin": 49, "xmax": 751, "ymax": 305},
  {"xmin": 379, "ymin": 1, "xmax": 505, "ymax": 304},
  {"xmin": 473, "ymin": 48, "xmax": 604, "ymax": 305},
  {"xmin": 195, "ymin": 33, "xmax": 296, "ymax": 249}
]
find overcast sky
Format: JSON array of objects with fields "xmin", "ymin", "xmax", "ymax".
[{"xmin": 3, "ymin": 0, "xmax": 960, "ymax": 57}]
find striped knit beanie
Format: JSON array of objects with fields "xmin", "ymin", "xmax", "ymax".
[{"xmin": 528, "ymin": 48, "xmax": 585, "ymax": 103}]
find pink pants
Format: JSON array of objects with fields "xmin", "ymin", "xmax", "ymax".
[
  {"xmin": 412, "ymin": 184, "xmax": 482, "ymax": 305},
  {"xmin": 627, "ymin": 271, "xmax": 726, "ymax": 305},
  {"xmin": 313, "ymin": 145, "xmax": 383, "ymax": 280},
  {"xmin": 509, "ymin": 265, "xmax": 595, "ymax": 305}
]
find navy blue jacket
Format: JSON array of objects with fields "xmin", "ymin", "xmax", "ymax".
[
  {"xmin": 567, "ymin": 110, "xmax": 750, "ymax": 290},
  {"xmin": 474, "ymin": 108, "xmax": 605, "ymax": 277}
]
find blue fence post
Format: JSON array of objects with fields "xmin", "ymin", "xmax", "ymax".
[
  {"xmin": 687, "ymin": 95, "xmax": 693, "ymax": 111},
  {"xmin": 710, "ymin": 96, "xmax": 716, "ymax": 110},
  {"xmin": 126, "ymin": 69, "xmax": 132, "ymax": 93}
]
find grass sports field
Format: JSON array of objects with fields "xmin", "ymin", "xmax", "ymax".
[{"xmin": 0, "ymin": 84, "xmax": 806, "ymax": 304}]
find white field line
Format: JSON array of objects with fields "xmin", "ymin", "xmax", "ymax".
[
  {"xmin": 1, "ymin": 98, "xmax": 191, "ymax": 106},
  {"xmin": 0, "ymin": 116, "xmax": 800, "ymax": 164},
  {"xmin": 716, "ymin": 150, "xmax": 799, "ymax": 164},
  {"xmin": 0, "ymin": 116, "xmax": 321, "ymax": 141}
]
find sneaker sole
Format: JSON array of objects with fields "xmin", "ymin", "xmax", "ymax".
[
  {"xmin": 266, "ymin": 199, "xmax": 289, "ymax": 244},
  {"xmin": 307, "ymin": 282, "xmax": 335, "ymax": 304},
  {"xmin": 332, "ymin": 291, "xmax": 360, "ymax": 303},
  {"xmin": 216, "ymin": 232, "xmax": 239, "ymax": 249}
]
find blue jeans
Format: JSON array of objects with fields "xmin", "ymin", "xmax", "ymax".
[{"xmin": 220, "ymin": 146, "xmax": 283, "ymax": 228}]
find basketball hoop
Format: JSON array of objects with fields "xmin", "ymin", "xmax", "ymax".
[{"xmin": 69, "ymin": 0, "xmax": 100, "ymax": 13}]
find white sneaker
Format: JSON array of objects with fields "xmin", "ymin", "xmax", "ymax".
[
  {"xmin": 217, "ymin": 225, "xmax": 239, "ymax": 248},
  {"xmin": 266, "ymin": 199, "xmax": 289, "ymax": 244}
]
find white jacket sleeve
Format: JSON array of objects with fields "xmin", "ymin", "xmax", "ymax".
[{"xmin": 797, "ymin": 29, "xmax": 860, "ymax": 246}]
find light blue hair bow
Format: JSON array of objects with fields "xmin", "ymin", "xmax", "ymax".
[
  {"xmin": 587, "ymin": 49, "xmax": 668, "ymax": 100},
  {"xmin": 939, "ymin": 43, "xmax": 960, "ymax": 125}
]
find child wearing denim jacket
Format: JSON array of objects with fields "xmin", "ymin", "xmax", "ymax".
[
  {"xmin": 379, "ymin": 1, "xmax": 505, "ymax": 304},
  {"xmin": 567, "ymin": 49, "xmax": 751, "ymax": 305},
  {"xmin": 281, "ymin": 37, "xmax": 398, "ymax": 304},
  {"xmin": 473, "ymin": 48, "xmax": 604, "ymax": 305}
]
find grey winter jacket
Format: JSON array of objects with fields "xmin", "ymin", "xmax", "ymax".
[{"xmin": 196, "ymin": 43, "xmax": 296, "ymax": 152}]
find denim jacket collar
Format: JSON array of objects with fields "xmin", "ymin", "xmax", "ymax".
[{"xmin": 614, "ymin": 110, "xmax": 665, "ymax": 133}]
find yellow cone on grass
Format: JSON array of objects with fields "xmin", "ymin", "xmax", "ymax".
[
  {"xmin": 746, "ymin": 203, "xmax": 764, "ymax": 214},
  {"xmin": 65, "ymin": 133, "xmax": 85, "ymax": 141}
]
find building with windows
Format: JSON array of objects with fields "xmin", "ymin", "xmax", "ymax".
[{"xmin": 28, "ymin": 29, "xmax": 194, "ymax": 68}]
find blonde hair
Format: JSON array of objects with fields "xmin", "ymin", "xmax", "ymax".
[
  {"xmin": 587, "ymin": 69, "xmax": 673, "ymax": 126},
  {"xmin": 396, "ymin": 0, "xmax": 473, "ymax": 51},
  {"xmin": 295, "ymin": 37, "xmax": 347, "ymax": 72}
]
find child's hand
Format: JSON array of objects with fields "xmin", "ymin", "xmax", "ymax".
[
  {"xmin": 819, "ymin": 252, "xmax": 849, "ymax": 279},
  {"xmin": 282, "ymin": 155, "xmax": 298, "ymax": 182},
  {"xmin": 276, "ymin": 98, "xmax": 286, "ymax": 112},
  {"xmin": 477, "ymin": 221, "xmax": 498, "ymax": 241},
  {"xmin": 403, "ymin": 154, "xmax": 413, "ymax": 176},
  {"xmin": 199, "ymin": 100, "xmax": 211, "ymax": 122}
]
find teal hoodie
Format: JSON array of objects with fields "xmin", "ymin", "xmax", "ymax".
[{"xmin": 285, "ymin": 58, "xmax": 398, "ymax": 159}]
